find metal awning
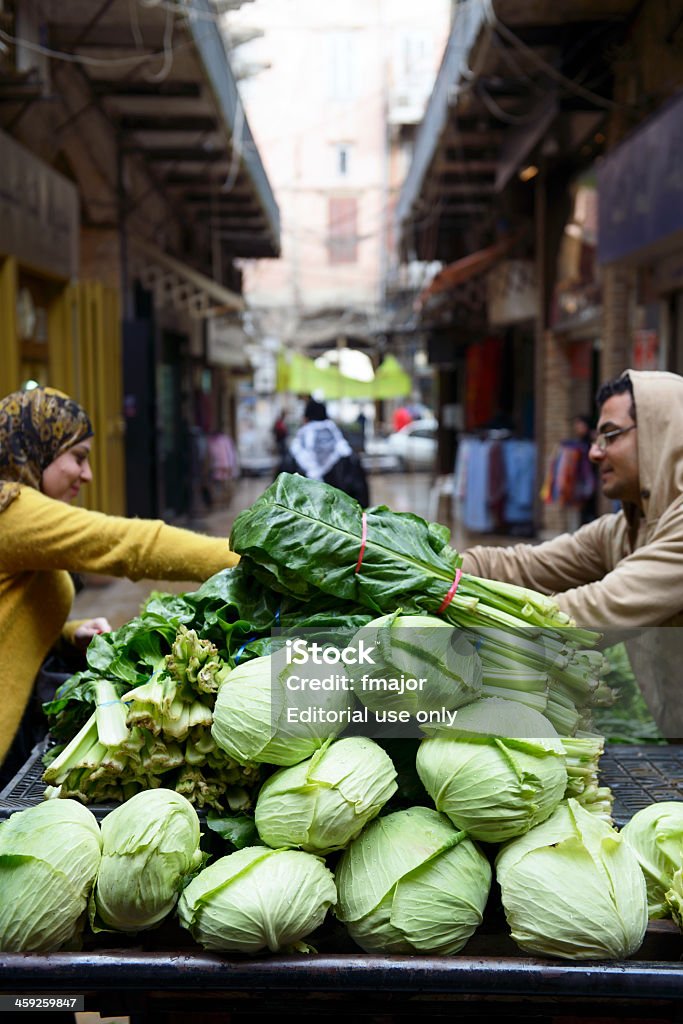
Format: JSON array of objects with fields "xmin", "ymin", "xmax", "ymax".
[
  {"xmin": 396, "ymin": 0, "xmax": 641, "ymax": 264},
  {"xmin": 131, "ymin": 238, "xmax": 244, "ymax": 318},
  {"xmin": 415, "ymin": 236, "xmax": 516, "ymax": 310},
  {"xmin": 0, "ymin": 0, "xmax": 280, "ymax": 262},
  {"xmin": 395, "ymin": 0, "xmax": 487, "ymax": 249}
]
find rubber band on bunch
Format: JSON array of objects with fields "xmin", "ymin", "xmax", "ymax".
[
  {"xmin": 437, "ymin": 568, "xmax": 463, "ymax": 613},
  {"xmin": 355, "ymin": 512, "xmax": 368, "ymax": 574}
]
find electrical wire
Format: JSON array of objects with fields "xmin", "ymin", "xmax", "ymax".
[
  {"xmin": 474, "ymin": 83, "xmax": 546, "ymax": 126},
  {"xmin": 129, "ymin": 0, "xmax": 146, "ymax": 49},
  {"xmin": 492, "ymin": 32, "xmax": 546, "ymax": 95},
  {"xmin": 0, "ymin": 25, "xmax": 194, "ymax": 68},
  {"xmin": 222, "ymin": 94, "xmax": 245, "ymax": 192},
  {"xmin": 143, "ymin": 2, "xmax": 176, "ymax": 82},
  {"xmin": 482, "ymin": 0, "xmax": 623, "ymax": 112}
]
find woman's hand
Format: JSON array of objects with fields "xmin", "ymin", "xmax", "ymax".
[{"xmin": 73, "ymin": 617, "xmax": 112, "ymax": 650}]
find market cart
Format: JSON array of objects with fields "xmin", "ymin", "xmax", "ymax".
[
  {"xmin": 1, "ymin": 939, "xmax": 682, "ymax": 1022},
  {"xmin": 1, "ymin": 744, "xmax": 682, "ymax": 1021}
]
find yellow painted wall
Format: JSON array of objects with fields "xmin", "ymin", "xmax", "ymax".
[
  {"xmin": 0, "ymin": 264, "xmax": 125, "ymax": 515},
  {"xmin": 0, "ymin": 257, "xmax": 20, "ymax": 395}
]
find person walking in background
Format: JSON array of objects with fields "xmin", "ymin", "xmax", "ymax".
[
  {"xmin": 540, "ymin": 412, "xmax": 597, "ymax": 530},
  {"xmin": 572, "ymin": 414, "xmax": 598, "ymax": 524},
  {"xmin": 355, "ymin": 408, "xmax": 367, "ymax": 451},
  {"xmin": 0, "ymin": 386, "xmax": 241, "ymax": 783},
  {"xmin": 392, "ymin": 404, "xmax": 413, "ymax": 432},
  {"xmin": 279, "ymin": 397, "xmax": 369, "ymax": 506},
  {"xmin": 273, "ymin": 409, "xmax": 288, "ymax": 456},
  {"xmin": 208, "ymin": 428, "xmax": 239, "ymax": 502}
]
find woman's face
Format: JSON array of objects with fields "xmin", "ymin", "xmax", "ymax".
[{"xmin": 41, "ymin": 439, "xmax": 93, "ymax": 503}]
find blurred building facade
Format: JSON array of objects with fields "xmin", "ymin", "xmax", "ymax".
[
  {"xmin": 226, "ymin": 0, "xmax": 450, "ymax": 398},
  {"xmin": 396, "ymin": 0, "xmax": 683, "ymax": 531},
  {"xmin": 0, "ymin": 0, "xmax": 279, "ymax": 519}
]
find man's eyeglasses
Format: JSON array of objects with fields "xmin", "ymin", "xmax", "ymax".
[{"xmin": 593, "ymin": 425, "xmax": 637, "ymax": 452}]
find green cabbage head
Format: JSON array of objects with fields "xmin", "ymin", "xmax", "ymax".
[
  {"xmin": 416, "ymin": 723, "xmax": 567, "ymax": 842},
  {"xmin": 496, "ymin": 798, "xmax": 648, "ymax": 959},
  {"xmin": 0, "ymin": 799, "xmax": 101, "ymax": 951},
  {"xmin": 335, "ymin": 806, "xmax": 491, "ymax": 954},
  {"xmin": 93, "ymin": 789, "xmax": 203, "ymax": 932},
  {"xmin": 212, "ymin": 650, "xmax": 353, "ymax": 766},
  {"xmin": 178, "ymin": 846, "xmax": 336, "ymax": 952},
  {"xmin": 255, "ymin": 737, "xmax": 397, "ymax": 855},
  {"xmin": 621, "ymin": 801, "xmax": 683, "ymax": 918},
  {"xmin": 348, "ymin": 613, "xmax": 482, "ymax": 715},
  {"xmin": 439, "ymin": 695, "xmax": 560, "ymax": 739}
]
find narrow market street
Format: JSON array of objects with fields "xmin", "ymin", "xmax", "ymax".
[
  {"xmin": 71, "ymin": 472, "xmax": 513, "ymax": 629},
  {"xmin": 3, "ymin": 0, "xmax": 683, "ymax": 1016}
]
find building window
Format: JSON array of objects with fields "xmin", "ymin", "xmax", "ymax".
[
  {"xmin": 334, "ymin": 143, "xmax": 352, "ymax": 177},
  {"xmin": 328, "ymin": 196, "xmax": 358, "ymax": 264},
  {"xmin": 328, "ymin": 31, "xmax": 356, "ymax": 100},
  {"xmin": 394, "ymin": 30, "xmax": 430, "ymax": 89}
]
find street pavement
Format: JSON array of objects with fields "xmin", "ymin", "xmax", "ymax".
[{"xmin": 71, "ymin": 472, "xmax": 513, "ymax": 629}]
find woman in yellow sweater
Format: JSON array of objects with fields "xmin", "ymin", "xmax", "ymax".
[{"xmin": 0, "ymin": 386, "xmax": 240, "ymax": 778}]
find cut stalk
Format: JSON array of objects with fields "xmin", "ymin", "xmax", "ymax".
[{"xmin": 94, "ymin": 680, "xmax": 129, "ymax": 748}]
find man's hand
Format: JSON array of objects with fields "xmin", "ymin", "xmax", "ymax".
[{"xmin": 73, "ymin": 617, "xmax": 112, "ymax": 650}]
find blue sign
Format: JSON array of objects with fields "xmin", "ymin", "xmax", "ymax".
[{"xmin": 598, "ymin": 91, "xmax": 683, "ymax": 264}]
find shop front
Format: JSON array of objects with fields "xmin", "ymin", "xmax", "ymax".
[
  {"xmin": 422, "ymin": 258, "xmax": 538, "ymax": 537},
  {"xmin": 598, "ymin": 91, "xmax": 683, "ymax": 376},
  {"xmin": 0, "ymin": 129, "xmax": 124, "ymax": 515},
  {"xmin": 122, "ymin": 244, "xmax": 246, "ymax": 520}
]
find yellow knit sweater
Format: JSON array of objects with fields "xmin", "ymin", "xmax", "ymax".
[{"xmin": 0, "ymin": 485, "xmax": 239, "ymax": 763}]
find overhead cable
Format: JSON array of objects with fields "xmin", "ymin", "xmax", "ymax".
[{"xmin": 482, "ymin": 0, "xmax": 623, "ymax": 112}]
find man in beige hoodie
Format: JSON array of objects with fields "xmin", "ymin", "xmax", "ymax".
[{"xmin": 462, "ymin": 368, "xmax": 683, "ymax": 734}]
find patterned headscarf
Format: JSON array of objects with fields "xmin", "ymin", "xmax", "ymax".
[{"xmin": 0, "ymin": 387, "xmax": 93, "ymax": 512}]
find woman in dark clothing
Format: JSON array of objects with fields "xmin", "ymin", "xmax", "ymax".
[{"xmin": 279, "ymin": 398, "xmax": 369, "ymax": 507}]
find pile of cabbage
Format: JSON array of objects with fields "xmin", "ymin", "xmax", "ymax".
[
  {"xmin": 41, "ymin": 607, "xmax": 613, "ymax": 821},
  {"xmin": 0, "ymin": 789, "xmax": 333, "ymax": 955},
  {"xmin": 6, "ymin": 741, "xmax": 681, "ymax": 960},
  {"xmin": 42, "ymin": 476, "xmax": 619, "ymax": 812},
  {"xmin": 19, "ymin": 476, "xmax": 674, "ymax": 959}
]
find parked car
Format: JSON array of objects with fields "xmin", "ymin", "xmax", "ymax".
[
  {"xmin": 238, "ymin": 429, "xmax": 279, "ymax": 477},
  {"xmin": 387, "ymin": 418, "xmax": 438, "ymax": 470},
  {"xmin": 362, "ymin": 418, "xmax": 438, "ymax": 472},
  {"xmin": 239, "ymin": 453, "xmax": 279, "ymax": 477}
]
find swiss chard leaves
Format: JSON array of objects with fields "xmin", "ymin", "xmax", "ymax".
[{"xmin": 230, "ymin": 473, "xmax": 463, "ymax": 617}]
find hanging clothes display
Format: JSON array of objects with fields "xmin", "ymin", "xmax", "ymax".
[
  {"xmin": 208, "ymin": 432, "xmax": 239, "ymax": 482},
  {"xmin": 464, "ymin": 337, "xmax": 504, "ymax": 430},
  {"xmin": 502, "ymin": 440, "xmax": 537, "ymax": 525},
  {"xmin": 454, "ymin": 435, "xmax": 537, "ymax": 534},
  {"xmin": 462, "ymin": 438, "xmax": 495, "ymax": 532},
  {"xmin": 541, "ymin": 440, "xmax": 595, "ymax": 507}
]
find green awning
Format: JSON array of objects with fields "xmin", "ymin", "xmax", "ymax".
[
  {"xmin": 371, "ymin": 355, "xmax": 412, "ymax": 399},
  {"xmin": 277, "ymin": 353, "xmax": 411, "ymax": 400}
]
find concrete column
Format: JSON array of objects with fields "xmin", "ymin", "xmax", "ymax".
[
  {"xmin": 541, "ymin": 329, "xmax": 571, "ymax": 535},
  {"xmin": 601, "ymin": 263, "xmax": 637, "ymax": 381}
]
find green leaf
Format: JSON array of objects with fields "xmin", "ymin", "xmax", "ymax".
[
  {"xmin": 206, "ymin": 812, "xmax": 260, "ymax": 850},
  {"xmin": 142, "ymin": 591, "xmax": 196, "ymax": 621},
  {"xmin": 230, "ymin": 473, "xmax": 463, "ymax": 617}
]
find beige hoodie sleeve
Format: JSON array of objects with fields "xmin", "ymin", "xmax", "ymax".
[
  {"xmin": 462, "ymin": 516, "xmax": 613, "ymax": 596},
  {"xmin": 553, "ymin": 501, "xmax": 683, "ymax": 628},
  {"xmin": 463, "ymin": 509, "xmax": 683, "ymax": 628}
]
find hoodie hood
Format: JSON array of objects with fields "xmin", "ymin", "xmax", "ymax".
[{"xmin": 627, "ymin": 369, "xmax": 683, "ymax": 527}]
